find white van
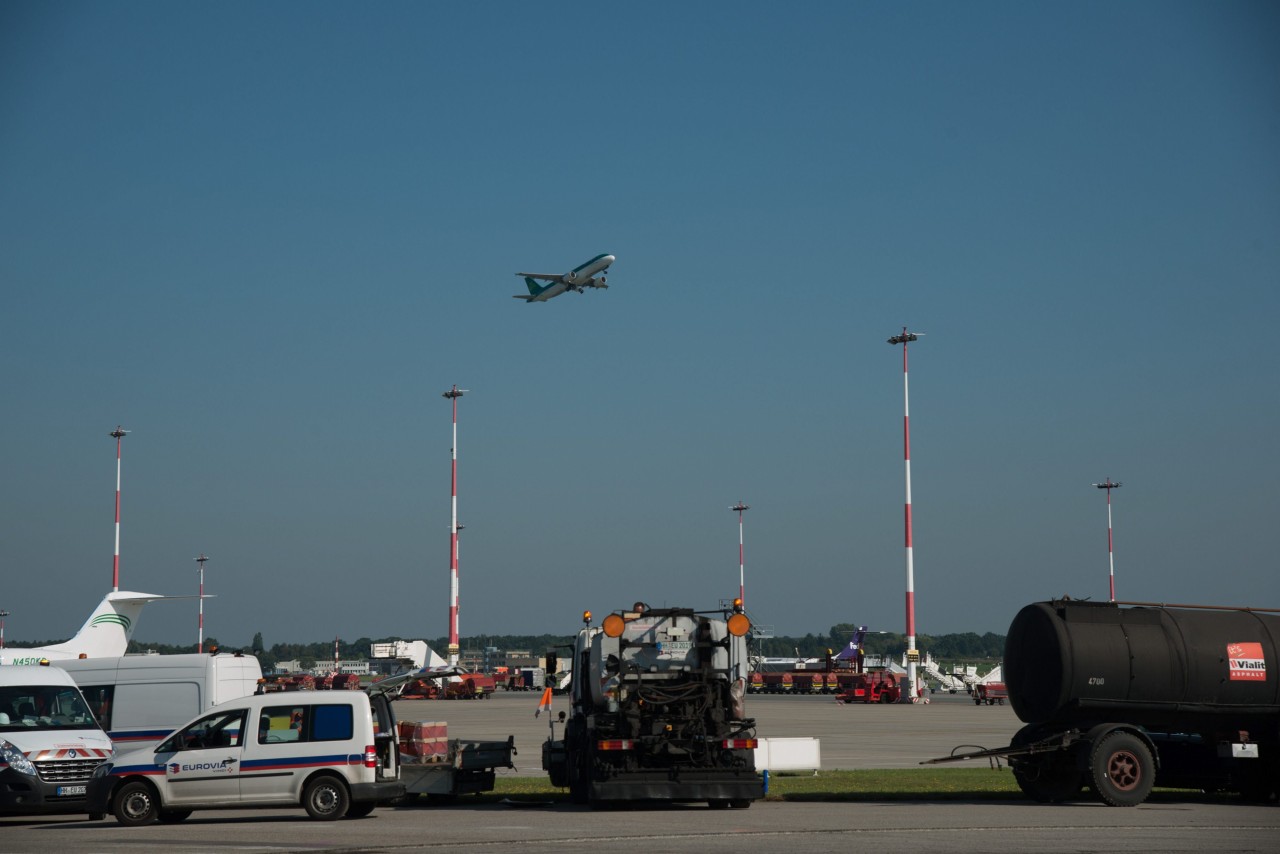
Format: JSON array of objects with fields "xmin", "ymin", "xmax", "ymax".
[
  {"xmin": 87, "ymin": 687, "xmax": 403, "ymax": 824},
  {"xmin": 0, "ymin": 665, "xmax": 114, "ymax": 816},
  {"xmin": 57, "ymin": 652, "xmax": 263, "ymax": 751}
]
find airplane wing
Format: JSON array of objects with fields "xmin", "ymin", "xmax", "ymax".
[{"xmin": 515, "ymin": 272, "xmax": 565, "ymax": 282}]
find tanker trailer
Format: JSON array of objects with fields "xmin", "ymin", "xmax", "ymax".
[
  {"xmin": 926, "ymin": 599, "xmax": 1280, "ymax": 806},
  {"xmin": 541, "ymin": 601, "xmax": 762, "ymax": 808}
]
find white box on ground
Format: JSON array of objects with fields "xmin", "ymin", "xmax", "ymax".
[{"xmin": 755, "ymin": 737, "xmax": 821, "ymax": 772}]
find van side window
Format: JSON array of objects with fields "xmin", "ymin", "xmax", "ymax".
[
  {"xmin": 257, "ymin": 704, "xmax": 353, "ymax": 744},
  {"xmin": 161, "ymin": 709, "xmax": 246, "ymax": 752}
]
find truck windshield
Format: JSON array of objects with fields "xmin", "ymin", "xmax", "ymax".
[{"xmin": 0, "ymin": 685, "xmax": 101, "ymax": 732}]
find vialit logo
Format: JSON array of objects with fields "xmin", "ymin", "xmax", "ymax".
[
  {"xmin": 91, "ymin": 614, "xmax": 131, "ymax": 630},
  {"xmin": 1227, "ymin": 642, "xmax": 1266, "ymax": 681}
]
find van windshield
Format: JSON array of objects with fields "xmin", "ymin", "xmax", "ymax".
[{"xmin": 0, "ymin": 685, "xmax": 101, "ymax": 732}]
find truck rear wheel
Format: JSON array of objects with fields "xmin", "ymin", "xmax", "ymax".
[{"xmin": 1088, "ymin": 731, "xmax": 1154, "ymax": 807}]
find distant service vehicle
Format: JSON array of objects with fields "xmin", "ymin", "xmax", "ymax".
[
  {"xmin": 0, "ymin": 591, "xmax": 165, "ymax": 666},
  {"xmin": 514, "ymin": 253, "xmax": 615, "ymax": 302}
]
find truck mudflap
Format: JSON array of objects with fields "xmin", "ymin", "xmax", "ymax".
[{"xmin": 588, "ymin": 769, "xmax": 763, "ymax": 804}]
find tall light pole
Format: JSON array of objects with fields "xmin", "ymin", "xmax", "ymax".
[
  {"xmin": 194, "ymin": 554, "xmax": 210, "ymax": 653},
  {"xmin": 730, "ymin": 502, "xmax": 749, "ymax": 605},
  {"xmin": 1093, "ymin": 478, "xmax": 1122, "ymax": 602},
  {"xmin": 442, "ymin": 385, "xmax": 468, "ymax": 666},
  {"xmin": 888, "ymin": 328, "xmax": 923, "ymax": 700},
  {"xmin": 109, "ymin": 426, "xmax": 129, "ymax": 592},
  {"xmin": 0, "ymin": 610, "xmax": 9, "ymax": 650}
]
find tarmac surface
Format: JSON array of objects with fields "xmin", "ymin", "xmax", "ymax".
[
  {"xmin": 415, "ymin": 688, "xmax": 1028, "ymax": 775},
  {"xmin": 3, "ymin": 690, "xmax": 1276, "ymax": 853}
]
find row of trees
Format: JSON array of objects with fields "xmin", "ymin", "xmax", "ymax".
[{"xmin": 103, "ymin": 626, "xmax": 1005, "ymax": 671}]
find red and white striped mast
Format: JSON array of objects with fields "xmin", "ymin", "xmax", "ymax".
[
  {"xmin": 109, "ymin": 426, "xmax": 129, "ymax": 592},
  {"xmin": 194, "ymin": 554, "xmax": 209, "ymax": 653},
  {"xmin": 1093, "ymin": 478, "xmax": 1122, "ymax": 602},
  {"xmin": 442, "ymin": 385, "xmax": 468, "ymax": 666},
  {"xmin": 888, "ymin": 328, "xmax": 922, "ymax": 700},
  {"xmin": 730, "ymin": 502, "xmax": 749, "ymax": 605}
]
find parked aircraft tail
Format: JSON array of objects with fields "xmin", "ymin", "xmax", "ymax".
[{"xmin": 0, "ymin": 591, "xmax": 165, "ymax": 665}]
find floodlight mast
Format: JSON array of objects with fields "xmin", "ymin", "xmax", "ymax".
[
  {"xmin": 109, "ymin": 426, "xmax": 129, "ymax": 592},
  {"xmin": 731, "ymin": 502, "xmax": 750, "ymax": 605},
  {"xmin": 442, "ymin": 385, "xmax": 468, "ymax": 666},
  {"xmin": 1093, "ymin": 478, "xmax": 1122, "ymax": 602},
  {"xmin": 195, "ymin": 554, "xmax": 210, "ymax": 653},
  {"xmin": 887, "ymin": 328, "xmax": 923, "ymax": 701}
]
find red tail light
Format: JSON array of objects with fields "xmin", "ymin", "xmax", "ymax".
[
  {"xmin": 596, "ymin": 739, "xmax": 635, "ymax": 751},
  {"xmin": 721, "ymin": 738, "xmax": 758, "ymax": 749},
  {"xmin": 364, "ymin": 745, "xmax": 377, "ymax": 768}
]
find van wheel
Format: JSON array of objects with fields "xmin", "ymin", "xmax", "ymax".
[
  {"xmin": 113, "ymin": 780, "xmax": 160, "ymax": 827},
  {"xmin": 303, "ymin": 775, "xmax": 350, "ymax": 820},
  {"xmin": 346, "ymin": 801, "xmax": 376, "ymax": 818},
  {"xmin": 158, "ymin": 808, "xmax": 193, "ymax": 823}
]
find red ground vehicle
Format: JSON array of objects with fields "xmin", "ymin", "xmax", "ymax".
[
  {"xmin": 974, "ymin": 682, "xmax": 1007, "ymax": 705},
  {"xmin": 835, "ymin": 672, "xmax": 902, "ymax": 704}
]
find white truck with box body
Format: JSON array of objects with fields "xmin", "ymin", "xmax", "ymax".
[
  {"xmin": 0, "ymin": 664, "xmax": 114, "ymax": 816},
  {"xmin": 57, "ymin": 652, "xmax": 263, "ymax": 751}
]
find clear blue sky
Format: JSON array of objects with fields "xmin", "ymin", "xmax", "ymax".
[{"xmin": 3, "ymin": 1, "xmax": 1278, "ymax": 649}]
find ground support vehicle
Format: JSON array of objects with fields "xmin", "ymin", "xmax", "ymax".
[
  {"xmin": 542, "ymin": 602, "xmax": 763, "ymax": 808},
  {"xmin": 86, "ymin": 667, "xmax": 516, "ymax": 824},
  {"xmin": 88, "ymin": 686, "xmax": 403, "ymax": 824},
  {"xmin": 834, "ymin": 672, "xmax": 902, "ymax": 704},
  {"xmin": 0, "ymin": 665, "xmax": 114, "ymax": 816},
  {"xmin": 927, "ymin": 599, "xmax": 1280, "ymax": 806},
  {"xmin": 974, "ymin": 682, "xmax": 1007, "ymax": 705}
]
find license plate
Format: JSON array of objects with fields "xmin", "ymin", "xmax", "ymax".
[
  {"xmin": 658, "ymin": 641, "xmax": 691, "ymax": 653},
  {"xmin": 57, "ymin": 785, "xmax": 87, "ymax": 797}
]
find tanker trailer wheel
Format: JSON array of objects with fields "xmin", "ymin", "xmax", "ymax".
[
  {"xmin": 1088, "ymin": 731, "xmax": 1154, "ymax": 807},
  {"xmin": 1012, "ymin": 756, "xmax": 1083, "ymax": 803}
]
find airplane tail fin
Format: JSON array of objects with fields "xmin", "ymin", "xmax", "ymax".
[
  {"xmin": 39, "ymin": 591, "xmax": 164, "ymax": 659},
  {"xmin": 512, "ymin": 277, "xmax": 549, "ymax": 302}
]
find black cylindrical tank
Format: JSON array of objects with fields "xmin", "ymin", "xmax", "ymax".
[{"xmin": 1004, "ymin": 601, "xmax": 1280, "ymax": 728}]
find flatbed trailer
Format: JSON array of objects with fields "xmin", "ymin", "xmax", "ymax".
[{"xmin": 397, "ymin": 737, "xmax": 517, "ymax": 800}]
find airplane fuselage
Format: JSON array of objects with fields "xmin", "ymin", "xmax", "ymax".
[{"xmin": 517, "ymin": 253, "xmax": 615, "ymax": 302}]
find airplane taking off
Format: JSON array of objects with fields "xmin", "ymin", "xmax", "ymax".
[
  {"xmin": 514, "ymin": 253, "xmax": 615, "ymax": 302},
  {"xmin": 0, "ymin": 591, "xmax": 167, "ymax": 665}
]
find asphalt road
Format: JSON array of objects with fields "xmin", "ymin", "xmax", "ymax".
[{"xmin": 3, "ymin": 690, "xmax": 1276, "ymax": 853}]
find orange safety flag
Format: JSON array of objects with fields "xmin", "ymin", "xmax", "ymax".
[{"xmin": 535, "ymin": 686, "xmax": 553, "ymax": 718}]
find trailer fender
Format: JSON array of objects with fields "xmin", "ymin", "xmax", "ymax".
[{"xmin": 1081, "ymin": 723, "xmax": 1161, "ymax": 773}]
